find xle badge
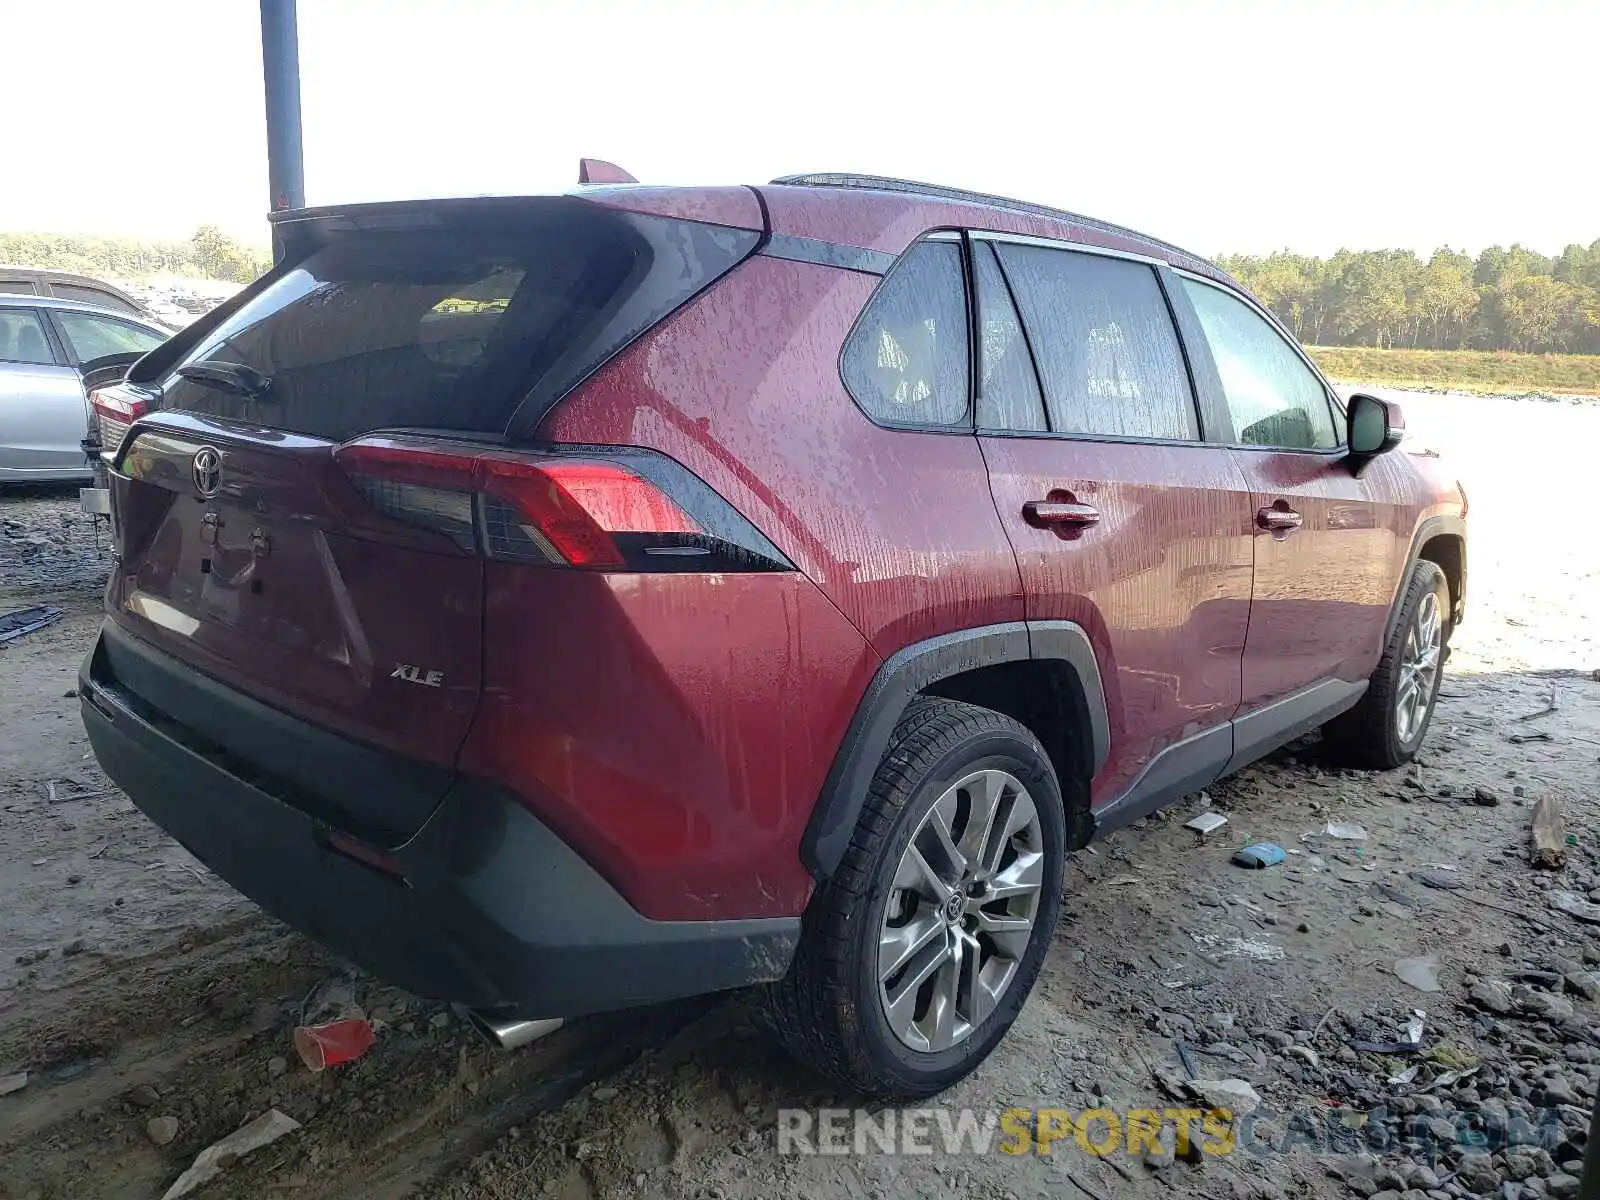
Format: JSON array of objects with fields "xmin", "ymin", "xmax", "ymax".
[{"xmin": 391, "ymin": 664, "xmax": 444, "ymax": 688}]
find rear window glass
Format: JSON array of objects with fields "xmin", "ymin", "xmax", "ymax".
[{"xmin": 156, "ymin": 201, "xmax": 756, "ymax": 442}]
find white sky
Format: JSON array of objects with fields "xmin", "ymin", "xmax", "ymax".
[{"xmin": 5, "ymin": 0, "xmax": 1596, "ymax": 257}]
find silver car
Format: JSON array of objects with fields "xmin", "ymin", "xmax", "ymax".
[{"xmin": 0, "ymin": 295, "xmax": 168, "ymax": 482}]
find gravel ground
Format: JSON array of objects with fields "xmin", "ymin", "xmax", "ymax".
[
  {"xmin": 0, "ymin": 486, "xmax": 113, "ymax": 605},
  {"xmin": 0, "ymin": 389, "xmax": 1596, "ymax": 1200}
]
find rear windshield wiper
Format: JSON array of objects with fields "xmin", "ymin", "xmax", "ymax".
[{"xmin": 176, "ymin": 361, "xmax": 274, "ymax": 401}]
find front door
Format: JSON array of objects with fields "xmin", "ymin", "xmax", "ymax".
[
  {"xmin": 1173, "ymin": 276, "xmax": 1409, "ymax": 711},
  {"xmin": 971, "ymin": 237, "xmax": 1255, "ymax": 809}
]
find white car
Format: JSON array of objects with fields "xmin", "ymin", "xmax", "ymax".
[{"xmin": 0, "ymin": 295, "xmax": 168, "ymax": 482}]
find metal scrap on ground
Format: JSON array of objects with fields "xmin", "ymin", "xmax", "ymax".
[
  {"xmin": 1512, "ymin": 687, "xmax": 1558, "ymax": 721},
  {"xmin": 0, "ymin": 605, "xmax": 63, "ymax": 645}
]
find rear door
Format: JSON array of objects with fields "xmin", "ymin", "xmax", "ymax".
[
  {"xmin": 0, "ymin": 305, "xmax": 88, "ymax": 479},
  {"xmin": 972, "ymin": 236, "xmax": 1255, "ymax": 809},
  {"xmin": 1171, "ymin": 275, "xmax": 1408, "ymax": 709}
]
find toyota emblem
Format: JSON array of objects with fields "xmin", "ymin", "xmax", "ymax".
[{"xmin": 192, "ymin": 446, "xmax": 223, "ymax": 498}]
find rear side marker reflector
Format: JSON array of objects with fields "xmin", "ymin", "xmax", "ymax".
[
  {"xmin": 323, "ymin": 830, "xmax": 407, "ymax": 881},
  {"xmin": 334, "ymin": 436, "xmax": 789, "ymax": 573}
]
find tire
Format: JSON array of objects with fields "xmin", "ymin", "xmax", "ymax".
[
  {"xmin": 764, "ymin": 696, "xmax": 1066, "ymax": 1098},
  {"xmin": 1323, "ymin": 559, "xmax": 1450, "ymax": 770}
]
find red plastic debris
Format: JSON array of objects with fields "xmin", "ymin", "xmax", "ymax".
[{"xmin": 292, "ymin": 1018, "xmax": 374, "ymax": 1071}]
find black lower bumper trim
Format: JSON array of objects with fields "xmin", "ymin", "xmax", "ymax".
[{"xmin": 80, "ymin": 624, "xmax": 799, "ymax": 1017}]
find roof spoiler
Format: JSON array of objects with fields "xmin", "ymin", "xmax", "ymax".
[{"xmin": 578, "ymin": 158, "xmax": 637, "ymax": 184}]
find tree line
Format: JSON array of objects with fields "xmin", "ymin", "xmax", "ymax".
[
  {"xmin": 0, "ymin": 226, "xmax": 270, "ymax": 285},
  {"xmin": 1217, "ymin": 242, "xmax": 1600, "ymax": 355},
  {"xmin": 6, "ymin": 223, "xmax": 1599, "ymax": 356}
]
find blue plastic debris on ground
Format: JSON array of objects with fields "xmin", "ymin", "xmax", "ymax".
[{"xmin": 1231, "ymin": 842, "xmax": 1287, "ymax": 869}]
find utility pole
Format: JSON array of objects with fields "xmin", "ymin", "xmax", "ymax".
[{"xmin": 259, "ymin": 0, "xmax": 305, "ymax": 259}]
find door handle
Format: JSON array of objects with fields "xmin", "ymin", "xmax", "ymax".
[
  {"xmin": 1256, "ymin": 504, "xmax": 1303, "ymax": 533},
  {"xmin": 1024, "ymin": 500, "xmax": 1101, "ymax": 528}
]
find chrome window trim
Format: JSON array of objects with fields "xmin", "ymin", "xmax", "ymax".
[{"xmin": 969, "ymin": 229, "xmax": 1166, "ymax": 268}]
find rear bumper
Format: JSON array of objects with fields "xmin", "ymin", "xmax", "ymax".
[{"xmin": 79, "ymin": 624, "xmax": 798, "ymax": 1018}]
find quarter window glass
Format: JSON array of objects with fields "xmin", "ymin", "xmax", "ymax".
[
  {"xmin": 55, "ymin": 311, "xmax": 165, "ymax": 361},
  {"xmin": 974, "ymin": 244, "xmax": 1046, "ymax": 431},
  {"xmin": 0, "ymin": 308, "xmax": 55, "ymax": 364},
  {"xmin": 994, "ymin": 244, "xmax": 1196, "ymax": 440},
  {"xmin": 1181, "ymin": 278, "xmax": 1339, "ymax": 449},
  {"xmin": 842, "ymin": 241, "xmax": 969, "ymax": 426},
  {"xmin": 0, "ymin": 279, "xmax": 39, "ymax": 296}
]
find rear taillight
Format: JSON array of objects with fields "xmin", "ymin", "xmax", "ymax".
[
  {"xmin": 89, "ymin": 384, "xmax": 150, "ymax": 459},
  {"xmin": 334, "ymin": 437, "xmax": 790, "ymax": 572}
]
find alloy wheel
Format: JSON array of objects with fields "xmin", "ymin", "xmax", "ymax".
[
  {"xmin": 1396, "ymin": 589, "xmax": 1442, "ymax": 743},
  {"xmin": 877, "ymin": 769, "xmax": 1044, "ymax": 1053}
]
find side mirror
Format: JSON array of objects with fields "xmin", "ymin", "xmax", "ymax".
[{"xmin": 1347, "ymin": 393, "xmax": 1404, "ymax": 463}]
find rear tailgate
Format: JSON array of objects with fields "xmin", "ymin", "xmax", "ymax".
[
  {"xmin": 105, "ymin": 416, "xmax": 481, "ymax": 838},
  {"xmin": 99, "ymin": 195, "xmax": 760, "ymax": 839}
]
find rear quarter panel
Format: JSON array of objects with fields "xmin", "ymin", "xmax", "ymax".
[
  {"xmin": 457, "ymin": 569, "xmax": 877, "ymax": 920},
  {"xmin": 530, "ymin": 256, "xmax": 1030, "ymax": 918},
  {"xmin": 539, "ymin": 255, "xmax": 1026, "ymax": 653}
]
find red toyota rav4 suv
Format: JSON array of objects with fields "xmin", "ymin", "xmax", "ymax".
[{"xmin": 81, "ymin": 171, "xmax": 1466, "ymax": 1098}]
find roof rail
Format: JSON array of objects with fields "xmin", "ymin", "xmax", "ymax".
[{"xmin": 769, "ymin": 173, "xmax": 1209, "ymax": 267}]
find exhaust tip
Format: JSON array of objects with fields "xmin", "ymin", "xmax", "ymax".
[{"xmin": 462, "ymin": 1008, "xmax": 564, "ymax": 1051}]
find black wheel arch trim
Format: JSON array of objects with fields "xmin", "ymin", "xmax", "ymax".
[
  {"xmin": 801, "ymin": 620, "xmax": 1109, "ymax": 880},
  {"xmin": 1386, "ymin": 514, "xmax": 1467, "ymax": 646}
]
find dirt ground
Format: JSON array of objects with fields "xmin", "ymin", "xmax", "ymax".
[{"xmin": 2, "ymin": 388, "xmax": 1597, "ymax": 1200}]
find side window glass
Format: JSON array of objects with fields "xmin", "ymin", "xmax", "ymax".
[
  {"xmin": 53, "ymin": 285, "xmax": 140, "ymax": 316},
  {"xmin": 54, "ymin": 311, "xmax": 166, "ymax": 361},
  {"xmin": 1180, "ymin": 278, "xmax": 1339, "ymax": 450},
  {"xmin": 974, "ymin": 244, "xmax": 1046, "ymax": 431},
  {"xmin": 994, "ymin": 244, "xmax": 1197, "ymax": 440},
  {"xmin": 842, "ymin": 241, "xmax": 969, "ymax": 427},
  {"xmin": 0, "ymin": 308, "xmax": 56, "ymax": 365}
]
